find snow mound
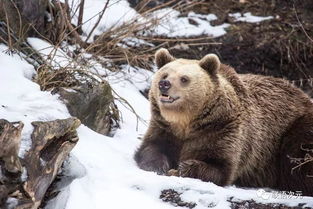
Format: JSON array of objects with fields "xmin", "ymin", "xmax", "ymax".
[
  {"xmin": 0, "ymin": 45, "xmax": 70, "ymax": 157},
  {"xmin": 63, "ymin": 0, "xmax": 229, "ymax": 41},
  {"xmin": 229, "ymin": 12, "xmax": 273, "ymax": 23},
  {"xmin": 143, "ymin": 9, "xmax": 229, "ymax": 37}
]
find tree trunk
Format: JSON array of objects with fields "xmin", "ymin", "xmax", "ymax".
[{"xmin": 0, "ymin": 118, "xmax": 81, "ymax": 209}]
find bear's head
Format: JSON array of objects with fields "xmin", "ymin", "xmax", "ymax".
[{"xmin": 150, "ymin": 48, "xmax": 221, "ymax": 125}]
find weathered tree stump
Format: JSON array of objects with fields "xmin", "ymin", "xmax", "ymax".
[{"xmin": 0, "ymin": 117, "xmax": 81, "ymax": 209}]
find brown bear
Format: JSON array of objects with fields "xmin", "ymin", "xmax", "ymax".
[{"xmin": 134, "ymin": 48, "xmax": 313, "ymax": 196}]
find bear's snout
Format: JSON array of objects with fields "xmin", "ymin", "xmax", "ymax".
[{"xmin": 159, "ymin": 79, "xmax": 171, "ymax": 93}]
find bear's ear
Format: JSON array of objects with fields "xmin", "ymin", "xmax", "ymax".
[
  {"xmin": 199, "ymin": 54, "xmax": 220, "ymax": 75},
  {"xmin": 155, "ymin": 48, "xmax": 175, "ymax": 69}
]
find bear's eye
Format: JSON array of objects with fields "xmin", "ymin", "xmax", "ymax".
[
  {"xmin": 162, "ymin": 74, "xmax": 168, "ymax": 80},
  {"xmin": 180, "ymin": 76, "xmax": 189, "ymax": 84}
]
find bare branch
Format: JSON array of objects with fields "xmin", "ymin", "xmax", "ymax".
[
  {"xmin": 293, "ymin": 3, "xmax": 313, "ymax": 43},
  {"xmin": 77, "ymin": 0, "xmax": 85, "ymax": 34},
  {"xmin": 84, "ymin": 0, "xmax": 110, "ymax": 43}
]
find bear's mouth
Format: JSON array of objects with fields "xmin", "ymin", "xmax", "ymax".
[{"xmin": 160, "ymin": 94, "xmax": 180, "ymax": 103}]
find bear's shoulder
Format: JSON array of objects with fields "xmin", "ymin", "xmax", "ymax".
[{"xmin": 218, "ymin": 64, "xmax": 247, "ymax": 97}]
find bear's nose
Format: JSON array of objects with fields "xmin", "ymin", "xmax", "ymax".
[{"xmin": 159, "ymin": 79, "xmax": 171, "ymax": 93}]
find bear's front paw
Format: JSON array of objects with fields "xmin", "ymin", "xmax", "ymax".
[
  {"xmin": 167, "ymin": 169, "xmax": 179, "ymax": 176},
  {"xmin": 178, "ymin": 159, "xmax": 205, "ymax": 179},
  {"xmin": 135, "ymin": 146, "xmax": 170, "ymax": 175}
]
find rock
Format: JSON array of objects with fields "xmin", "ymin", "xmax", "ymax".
[
  {"xmin": 56, "ymin": 82, "xmax": 119, "ymax": 136},
  {"xmin": 0, "ymin": 117, "xmax": 80, "ymax": 209}
]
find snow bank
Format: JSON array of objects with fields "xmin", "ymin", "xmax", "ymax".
[
  {"xmin": 144, "ymin": 9, "xmax": 229, "ymax": 38},
  {"xmin": 27, "ymin": 38, "xmax": 71, "ymax": 68},
  {"xmin": 62, "ymin": 0, "xmax": 229, "ymax": 41},
  {"xmin": 65, "ymin": 0, "xmax": 138, "ymax": 40},
  {"xmin": 61, "ymin": 0, "xmax": 275, "ymax": 43},
  {"xmin": 0, "ymin": 45, "xmax": 70, "ymax": 157}
]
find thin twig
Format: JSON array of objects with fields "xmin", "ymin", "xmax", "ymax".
[
  {"xmin": 291, "ymin": 158, "xmax": 313, "ymax": 174},
  {"xmin": 77, "ymin": 0, "xmax": 85, "ymax": 34},
  {"xmin": 56, "ymin": 1, "xmax": 86, "ymax": 47},
  {"xmin": 84, "ymin": 0, "xmax": 110, "ymax": 43},
  {"xmin": 4, "ymin": 6, "xmax": 12, "ymax": 49},
  {"xmin": 293, "ymin": 3, "xmax": 313, "ymax": 43}
]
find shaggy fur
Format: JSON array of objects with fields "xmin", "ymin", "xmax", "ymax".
[{"xmin": 134, "ymin": 48, "xmax": 313, "ymax": 196}]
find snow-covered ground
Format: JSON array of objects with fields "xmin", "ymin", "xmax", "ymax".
[
  {"xmin": 1, "ymin": 40, "xmax": 313, "ymax": 209},
  {"xmin": 1, "ymin": 1, "xmax": 312, "ymax": 209},
  {"xmin": 63, "ymin": 0, "xmax": 273, "ymax": 42},
  {"xmin": 0, "ymin": 45, "xmax": 70, "ymax": 157}
]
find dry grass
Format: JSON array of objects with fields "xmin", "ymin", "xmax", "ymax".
[
  {"xmin": 81, "ymin": 0, "xmax": 218, "ymax": 71},
  {"xmin": 35, "ymin": 65, "xmax": 79, "ymax": 91},
  {"xmin": 0, "ymin": 0, "xmax": 220, "ymax": 72}
]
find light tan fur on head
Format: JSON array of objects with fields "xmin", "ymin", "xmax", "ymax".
[{"xmin": 151, "ymin": 49, "xmax": 222, "ymax": 136}]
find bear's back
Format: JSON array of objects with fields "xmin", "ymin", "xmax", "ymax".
[
  {"xmin": 239, "ymin": 74, "xmax": 311, "ymax": 108},
  {"xmin": 238, "ymin": 73, "xmax": 312, "ymax": 136},
  {"xmin": 231, "ymin": 74, "xmax": 313, "ymax": 188}
]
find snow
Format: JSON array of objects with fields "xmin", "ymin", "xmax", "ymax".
[
  {"xmin": 64, "ymin": 0, "xmax": 138, "ymax": 41},
  {"xmin": 63, "ymin": 0, "xmax": 229, "ymax": 41},
  {"xmin": 143, "ymin": 9, "xmax": 229, "ymax": 38},
  {"xmin": 0, "ymin": 45, "xmax": 70, "ymax": 157},
  {"xmin": 27, "ymin": 38, "xmax": 71, "ymax": 68},
  {"xmin": 61, "ymin": 0, "xmax": 273, "ymax": 43},
  {"xmin": 46, "ymin": 155, "xmax": 86, "ymax": 209},
  {"xmin": 6, "ymin": 198, "xmax": 18, "ymax": 209},
  {"xmin": 229, "ymin": 12, "xmax": 273, "ymax": 23}
]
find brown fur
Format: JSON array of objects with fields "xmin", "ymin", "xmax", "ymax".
[{"xmin": 134, "ymin": 48, "xmax": 313, "ymax": 196}]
